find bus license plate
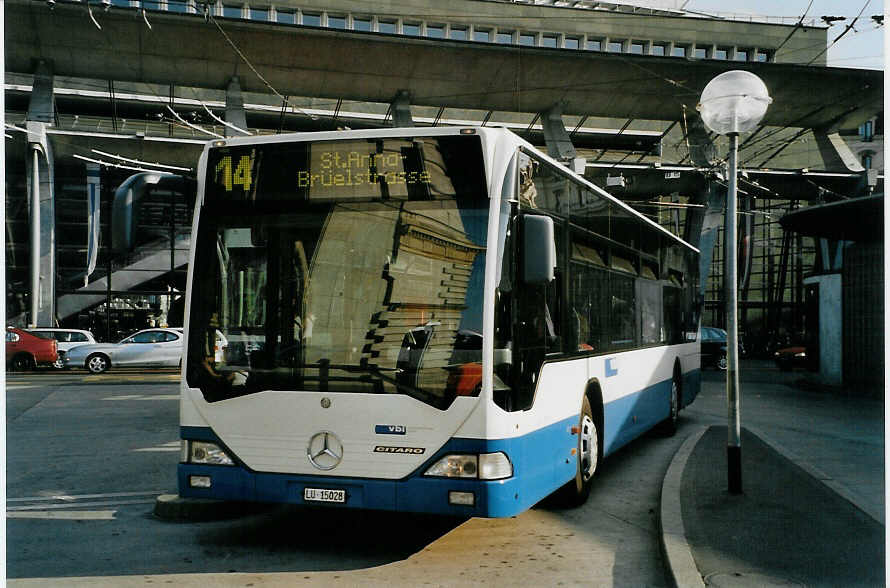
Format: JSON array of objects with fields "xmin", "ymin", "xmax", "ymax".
[{"xmin": 303, "ymin": 488, "xmax": 346, "ymax": 503}]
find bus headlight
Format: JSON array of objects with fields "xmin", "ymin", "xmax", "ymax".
[
  {"xmin": 424, "ymin": 452, "xmax": 512, "ymax": 480},
  {"xmin": 478, "ymin": 452, "xmax": 513, "ymax": 480},
  {"xmin": 182, "ymin": 440, "xmax": 235, "ymax": 466}
]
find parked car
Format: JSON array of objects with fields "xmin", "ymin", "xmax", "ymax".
[
  {"xmin": 6, "ymin": 327, "xmax": 58, "ymax": 371},
  {"xmin": 700, "ymin": 326, "xmax": 728, "ymax": 370},
  {"xmin": 774, "ymin": 345, "xmax": 807, "ymax": 371},
  {"xmin": 27, "ymin": 328, "xmax": 97, "ymax": 369},
  {"xmin": 64, "ymin": 327, "xmax": 184, "ymax": 374}
]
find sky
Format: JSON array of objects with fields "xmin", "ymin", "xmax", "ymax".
[{"xmin": 683, "ymin": 0, "xmax": 885, "ymax": 69}]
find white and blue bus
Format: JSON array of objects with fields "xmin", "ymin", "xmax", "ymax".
[{"xmin": 179, "ymin": 126, "xmax": 700, "ymax": 517}]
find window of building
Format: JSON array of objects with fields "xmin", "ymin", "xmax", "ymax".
[
  {"xmin": 735, "ymin": 48, "xmax": 750, "ymax": 61},
  {"xmin": 608, "ymin": 39, "xmax": 625, "ymax": 52},
  {"xmin": 248, "ymin": 7, "xmax": 268, "ymax": 20},
  {"xmin": 520, "ymin": 32, "xmax": 536, "ymax": 46},
  {"xmin": 222, "ymin": 4, "xmax": 242, "ymax": 18},
  {"xmin": 276, "ymin": 9, "xmax": 295, "ymax": 24},
  {"xmin": 403, "ymin": 22, "xmax": 421, "ymax": 36},
  {"xmin": 564, "ymin": 36, "xmax": 580, "ymax": 49},
  {"xmin": 693, "ymin": 46, "xmax": 708, "ymax": 59},
  {"xmin": 755, "ymin": 50, "xmax": 771, "ymax": 62},
  {"xmin": 651, "ymin": 42, "xmax": 666, "ymax": 56},
  {"xmin": 497, "ymin": 30, "xmax": 515, "ymax": 44},
  {"xmin": 378, "ymin": 19, "xmax": 397, "ymax": 34},
  {"xmin": 427, "ymin": 24, "xmax": 445, "ymax": 38},
  {"xmin": 542, "ymin": 34, "xmax": 559, "ymax": 48},
  {"xmin": 353, "ymin": 16, "xmax": 372, "ymax": 31},
  {"xmin": 168, "ymin": 0, "xmax": 189, "ymax": 14},
  {"xmin": 714, "ymin": 47, "xmax": 729, "ymax": 60},
  {"xmin": 328, "ymin": 15, "xmax": 347, "ymax": 29},
  {"xmin": 630, "ymin": 40, "xmax": 646, "ymax": 54},
  {"xmin": 671, "ymin": 44, "xmax": 688, "ymax": 57},
  {"xmin": 474, "ymin": 28, "xmax": 492, "ymax": 42},
  {"xmin": 302, "ymin": 12, "xmax": 322, "ymax": 27},
  {"xmin": 450, "ymin": 26, "xmax": 468, "ymax": 40},
  {"xmin": 860, "ymin": 120, "xmax": 875, "ymax": 142}
]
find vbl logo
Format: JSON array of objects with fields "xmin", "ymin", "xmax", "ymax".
[{"xmin": 375, "ymin": 424, "xmax": 406, "ymax": 435}]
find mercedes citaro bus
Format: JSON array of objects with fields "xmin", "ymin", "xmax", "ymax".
[{"xmin": 178, "ymin": 126, "xmax": 700, "ymax": 517}]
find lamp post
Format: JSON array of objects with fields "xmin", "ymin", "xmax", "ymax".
[{"xmin": 697, "ymin": 70, "xmax": 771, "ymax": 495}]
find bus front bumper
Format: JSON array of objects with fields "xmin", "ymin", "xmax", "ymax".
[{"xmin": 178, "ymin": 462, "xmax": 529, "ymax": 518}]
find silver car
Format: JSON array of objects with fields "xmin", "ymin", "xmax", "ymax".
[{"xmin": 64, "ymin": 328, "xmax": 184, "ymax": 374}]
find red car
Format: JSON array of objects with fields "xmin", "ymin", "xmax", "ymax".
[{"xmin": 6, "ymin": 327, "xmax": 58, "ymax": 371}]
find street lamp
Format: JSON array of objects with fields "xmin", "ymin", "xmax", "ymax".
[{"xmin": 697, "ymin": 70, "xmax": 771, "ymax": 495}]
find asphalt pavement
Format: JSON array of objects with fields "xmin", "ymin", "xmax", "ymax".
[
  {"xmin": 6, "ymin": 362, "xmax": 885, "ymax": 587},
  {"xmin": 661, "ymin": 362, "xmax": 886, "ymax": 588}
]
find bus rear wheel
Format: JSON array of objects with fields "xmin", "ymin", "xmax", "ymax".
[{"xmin": 556, "ymin": 395, "xmax": 598, "ymax": 506}]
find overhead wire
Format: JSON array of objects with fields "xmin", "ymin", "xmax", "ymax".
[
  {"xmin": 773, "ymin": 0, "xmax": 814, "ymax": 54},
  {"xmin": 806, "ymin": 0, "xmax": 872, "ymax": 66}
]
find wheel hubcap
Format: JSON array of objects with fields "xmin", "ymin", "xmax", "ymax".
[
  {"xmin": 579, "ymin": 414, "xmax": 597, "ymax": 482},
  {"xmin": 89, "ymin": 357, "xmax": 105, "ymax": 371}
]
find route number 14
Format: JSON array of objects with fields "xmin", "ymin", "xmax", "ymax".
[{"xmin": 215, "ymin": 155, "xmax": 252, "ymax": 192}]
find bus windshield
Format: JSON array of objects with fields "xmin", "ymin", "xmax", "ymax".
[{"xmin": 187, "ymin": 136, "xmax": 489, "ymax": 409}]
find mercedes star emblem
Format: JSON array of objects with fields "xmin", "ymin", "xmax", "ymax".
[{"xmin": 307, "ymin": 431, "xmax": 344, "ymax": 471}]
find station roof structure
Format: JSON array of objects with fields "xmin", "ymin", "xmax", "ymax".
[{"xmin": 7, "ymin": 0, "xmax": 881, "ymax": 132}]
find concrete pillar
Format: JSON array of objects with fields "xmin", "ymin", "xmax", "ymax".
[
  {"xmin": 540, "ymin": 103, "xmax": 585, "ymax": 173},
  {"xmin": 693, "ymin": 182, "xmax": 726, "ymax": 300},
  {"xmin": 540, "ymin": 103, "xmax": 576, "ymax": 160},
  {"xmin": 25, "ymin": 60, "xmax": 56, "ymax": 327},
  {"xmin": 25, "ymin": 123, "xmax": 56, "ymax": 327},
  {"xmin": 390, "ymin": 90, "xmax": 414, "ymax": 127},
  {"xmin": 225, "ymin": 76, "xmax": 248, "ymax": 137},
  {"xmin": 813, "ymin": 130, "xmax": 865, "ymax": 172},
  {"xmin": 804, "ymin": 274, "xmax": 843, "ymax": 386}
]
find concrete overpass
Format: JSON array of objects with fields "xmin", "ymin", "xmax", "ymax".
[{"xmin": 7, "ymin": 0, "xmax": 882, "ymax": 131}]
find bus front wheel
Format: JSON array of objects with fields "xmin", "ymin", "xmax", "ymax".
[{"xmin": 556, "ymin": 395, "xmax": 598, "ymax": 506}]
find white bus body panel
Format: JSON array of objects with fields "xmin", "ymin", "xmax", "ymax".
[{"xmin": 182, "ymin": 388, "xmax": 481, "ymax": 479}]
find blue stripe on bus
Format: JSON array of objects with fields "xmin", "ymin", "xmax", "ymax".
[
  {"xmin": 179, "ymin": 416, "xmax": 578, "ymax": 518},
  {"xmin": 179, "ymin": 368, "xmax": 701, "ymax": 517}
]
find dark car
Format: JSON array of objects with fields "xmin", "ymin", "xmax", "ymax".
[
  {"xmin": 700, "ymin": 326, "xmax": 728, "ymax": 370},
  {"xmin": 6, "ymin": 327, "xmax": 58, "ymax": 371},
  {"xmin": 774, "ymin": 345, "xmax": 807, "ymax": 371}
]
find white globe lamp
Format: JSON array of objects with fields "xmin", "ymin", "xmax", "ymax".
[{"xmin": 697, "ymin": 70, "xmax": 772, "ymax": 135}]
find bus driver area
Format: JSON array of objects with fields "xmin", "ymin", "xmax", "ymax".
[{"xmin": 177, "ymin": 126, "xmax": 700, "ymax": 518}]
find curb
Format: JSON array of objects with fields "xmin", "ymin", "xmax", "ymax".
[
  {"xmin": 747, "ymin": 426, "xmax": 885, "ymax": 526},
  {"xmin": 659, "ymin": 425, "xmax": 708, "ymax": 588}
]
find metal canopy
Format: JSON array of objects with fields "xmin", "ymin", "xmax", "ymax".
[
  {"xmin": 779, "ymin": 194, "xmax": 884, "ymax": 241},
  {"xmin": 7, "ymin": 0, "xmax": 882, "ymax": 131}
]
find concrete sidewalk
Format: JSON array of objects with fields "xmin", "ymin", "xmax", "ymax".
[{"xmin": 662, "ymin": 366, "xmax": 886, "ymax": 588}]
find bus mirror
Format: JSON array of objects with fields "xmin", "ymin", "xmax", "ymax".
[{"xmin": 522, "ymin": 215, "xmax": 556, "ymax": 284}]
